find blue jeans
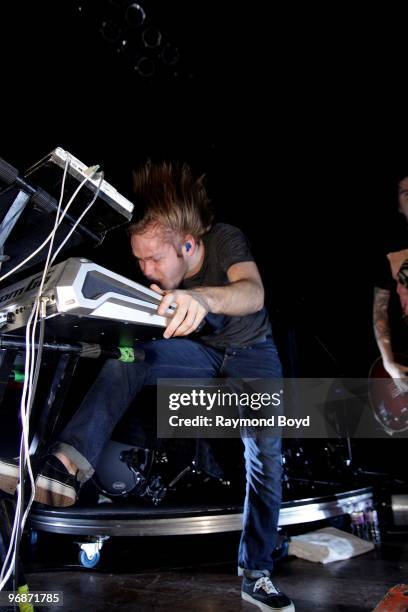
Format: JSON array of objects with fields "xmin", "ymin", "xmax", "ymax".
[{"xmin": 51, "ymin": 336, "xmax": 283, "ymax": 574}]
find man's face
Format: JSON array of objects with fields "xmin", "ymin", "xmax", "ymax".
[
  {"xmin": 130, "ymin": 226, "xmax": 188, "ymax": 290},
  {"xmin": 398, "ymin": 177, "xmax": 408, "ymax": 220}
]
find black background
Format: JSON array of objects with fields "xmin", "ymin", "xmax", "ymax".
[{"xmin": 1, "ymin": 1, "xmax": 407, "ymax": 378}]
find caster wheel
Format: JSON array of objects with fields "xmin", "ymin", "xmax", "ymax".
[{"xmin": 79, "ymin": 549, "xmax": 100, "ymax": 568}]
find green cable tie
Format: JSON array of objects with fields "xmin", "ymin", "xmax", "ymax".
[
  {"xmin": 13, "ymin": 369, "xmax": 25, "ymax": 383},
  {"xmin": 118, "ymin": 346, "xmax": 135, "ymax": 363}
]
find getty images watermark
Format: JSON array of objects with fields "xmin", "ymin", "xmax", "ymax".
[
  {"xmin": 157, "ymin": 378, "xmax": 408, "ymax": 438},
  {"xmin": 166, "ymin": 386, "xmax": 305, "ymax": 429}
]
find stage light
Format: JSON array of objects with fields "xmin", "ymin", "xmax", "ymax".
[
  {"xmin": 125, "ymin": 3, "xmax": 146, "ymax": 27},
  {"xmin": 73, "ymin": 1, "xmax": 181, "ymax": 80},
  {"xmin": 120, "ymin": 37, "xmax": 141, "ymax": 61},
  {"xmin": 142, "ymin": 27, "xmax": 162, "ymax": 49},
  {"xmin": 160, "ymin": 43, "xmax": 180, "ymax": 65},
  {"xmin": 100, "ymin": 20, "xmax": 122, "ymax": 43},
  {"xmin": 135, "ymin": 56, "xmax": 155, "ymax": 77}
]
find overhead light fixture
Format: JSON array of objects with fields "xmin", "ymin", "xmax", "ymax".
[
  {"xmin": 125, "ymin": 3, "xmax": 146, "ymax": 27},
  {"xmin": 75, "ymin": 0, "xmax": 181, "ymax": 80},
  {"xmin": 100, "ymin": 20, "xmax": 122, "ymax": 43},
  {"xmin": 161, "ymin": 43, "xmax": 180, "ymax": 65},
  {"xmin": 142, "ymin": 27, "xmax": 162, "ymax": 49},
  {"xmin": 135, "ymin": 56, "xmax": 155, "ymax": 77}
]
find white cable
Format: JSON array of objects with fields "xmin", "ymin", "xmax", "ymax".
[
  {"xmin": 17, "ymin": 171, "xmax": 104, "ymax": 548},
  {"xmin": 0, "ymin": 303, "xmax": 42, "ymax": 590},
  {"xmin": 0, "ymin": 156, "xmax": 67, "ymax": 588},
  {"xmin": 50, "ymin": 171, "xmax": 104, "ymax": 266},
  {"xmin": 0, "ymin": 156, "xmax": 70, "ymax": 590},
  {"xmin": 25, "ymin": 156, "xmax": 69, "ymax": 421},
  {"xmin": 0, "ymin": 165, "xmax": 100, "ymax": 284},
  {"xmin": 0, "ymin": 437, "xmax": 23, "ymax": 588},
  {"xmin": 20, "ymin": 171, "xmax": 103, "ymax": 533},
  {"xmin": 0, "ymin": 299, "xmax": 42, "ymax": 588},
  {"xmin": 0, "ymin": 162, "xmax": 103, "ymax": 590}
]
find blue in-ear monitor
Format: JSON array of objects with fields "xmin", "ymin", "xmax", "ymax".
[{"xmin": 185, "ymin": 242, "xmax": 192, "ymax": 252}]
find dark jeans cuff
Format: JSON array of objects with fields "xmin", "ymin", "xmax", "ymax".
[
  {"xmin": 238, "ymin": 566, "xmax": 271, "ymax": 578},
  {"xmin": 48, "ymin": 442, "xmax": 95, "ymax": 483}
]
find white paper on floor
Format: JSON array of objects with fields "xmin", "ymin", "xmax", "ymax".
[{"xmin": 288, "ymin": 526, "xmax": 375, "ymax": 564}]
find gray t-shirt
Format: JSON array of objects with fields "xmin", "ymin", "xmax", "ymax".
[{"xmin": 181, "ymin": 223, "xmax": 272, "ymax": 349}]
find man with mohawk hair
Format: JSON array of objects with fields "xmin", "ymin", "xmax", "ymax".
[{"xmin": 0, "ymin": 161, "xmax": 294, "ymax": 611}]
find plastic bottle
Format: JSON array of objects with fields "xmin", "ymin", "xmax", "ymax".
[
  {"xmin": 350, "ymin": 510, "xmax": 366, "ymax": 539},
  {"xmin": 364, "ymin": 507, "xmax": 381, "ymax": 543}
]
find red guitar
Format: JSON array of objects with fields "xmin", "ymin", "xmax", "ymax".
[{"xmin": 369, "ymin": 356, "xmax": 408, "ymax": 435}]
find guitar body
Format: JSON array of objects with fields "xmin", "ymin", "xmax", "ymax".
[{"xmin": 369, "ymin": 355, "xmax": 408, "ymax": 435}]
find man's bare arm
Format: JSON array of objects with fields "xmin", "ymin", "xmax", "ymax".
[
  {"xmin": 373, "ymin": 287, "xmax": 393, "ymax": 364},
  {"xmin": 193, "ymin": 261, "xmax": 265, "ymax": 316},
  {"xmin": 373, "ymin": 286, "xmax": 408, "ymax": 383},
  {"xmin": 156, "ymin": 261, "xmax": 265, "ymax": 338}
]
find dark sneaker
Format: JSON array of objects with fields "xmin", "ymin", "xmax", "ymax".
[
  {"xmin": 242, "ymin": 575, "xmax": 295, "ymax": 612},
  {"xmin": 0, "ymin": 455, "xmax": 80, "ymax": 507},
  {"xmin": 33, "ymin": 455, "xmax": 80, "ymax": 507}
]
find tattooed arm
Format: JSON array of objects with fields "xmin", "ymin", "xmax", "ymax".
[{"xmin": 373, "ymin": 287, "xmax": 408, "ymax": 382}]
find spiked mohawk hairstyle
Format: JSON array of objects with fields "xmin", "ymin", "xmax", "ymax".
[{"xmin": 128, "ymin": 161, "xmax": 214, "ymax": 242}]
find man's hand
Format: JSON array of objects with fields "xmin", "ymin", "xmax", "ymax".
[
  {"xmin": 151, "ymin": 284, "xmax": 209, "ymax": 338},
  {"xmin": 383, "ymin": 359, "xmax": 408, "ymax": 394}
]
